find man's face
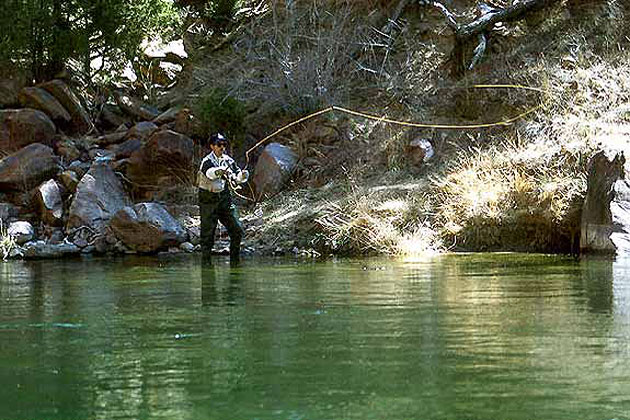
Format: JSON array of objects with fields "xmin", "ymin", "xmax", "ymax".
[{"xmin": 211, "ymin": 141, "xmax": 227, "ymax": 157}]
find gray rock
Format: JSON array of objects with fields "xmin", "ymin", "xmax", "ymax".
[
  {"xmin": 252, "ymin": 142, "xmax": 298, "ymax": 200},
  {"xmin": 49, "ymin": 228, "xmax": 65, "ymax": 244},
  {"xmin": 54, "ymin": 138, "xmax": 82, "ymax": 162},
  {"xmin": 0, "ymin": 143, "xmax": 60, "ymax": 191},
  {"xmin": 67, "ymin": 160, "xmax": 90, "ymax": 178},
  {"xmin": 113, "ymin": 91, "xmax": 159, "ymax": 121},
  {"xmin": 88, "ymin": 148, "xmax": 115, "ymax": 162},
  {"xmin": 113, "ymin": 139, "xmax": 142, "ymax": 160},
  {"xmin": 115, "ymin": 123, "xmax": 130, "ymax": 132},
  {"xmin": 66, "ymin": 162, "xmax": 131, "ymax": 234},
  {"xmin": 98, "ymin": 104, "xmax": 130, "ymax": 130},
  {"xmin": 581, "ymin": 150, "xmax": 630, "ymax": 254},
  {"xmin": 8, "ymin": 221, "xmax": 34, "ymax": 245},
  {"xmin": 153, "ymin": 107, "xmax": 180, "ymax": 125},
  {"xmin": 36, "ymin": 179, "xmax": 64, "ymax": 226},
  {"xmin": 179, "ymin": 241, "xmax": 195, "ymax": 252},
  {"xmin": 22, "ymin": 240, "xmax": 80, "ymax": 258},
  {"xmin": 110, "ymin": 202, "xmax": 187, "ymax": 253},
  {"xmin": 187, "ymin": 225, "xmax": 200, "ymax": 245},
  {"xmin": 95, "ymin": 131, "xmax": 126, "ymax": 146},
  {"xmin": 0, "ymin": 109, "xmax": 57, "ymax": 152}
]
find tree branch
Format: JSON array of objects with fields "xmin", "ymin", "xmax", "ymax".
[
  {"xmin": 468, "ymin": 33, "xmax": 487, "ymax": 70},
  {"xmin": 458, "ymin": 0, "xmax": 552, "ymax": 38},
  {"xmin": 421, "ymin": 0, "xmax": 554, "ymax": 74}
]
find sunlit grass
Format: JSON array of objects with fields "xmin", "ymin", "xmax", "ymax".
[{"xmin": 0, "ymin": 220, "xmax": 16, "ymax": 261}]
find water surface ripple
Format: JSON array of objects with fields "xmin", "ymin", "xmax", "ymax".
[{"xmin": 0, "ymin": 254, "xmax": 629, "ymax": 419}]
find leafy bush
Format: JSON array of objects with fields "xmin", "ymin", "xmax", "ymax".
[{"xmin": 194, "ymin": 88, "xmax": 246, "ymax": 146}]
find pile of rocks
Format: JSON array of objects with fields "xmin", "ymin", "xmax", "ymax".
[{"xmin": 0, "ymin": 79, "xmax": 202, "ymax": 259}]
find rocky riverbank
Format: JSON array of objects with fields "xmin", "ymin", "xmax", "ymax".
[{"xmin": 0, "ymin": 78, "xmax": 305, "ymax": 260}]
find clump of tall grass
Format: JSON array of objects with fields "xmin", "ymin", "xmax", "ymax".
[
  {"xmin": 433, "ymin": 140, "xmax": 594, "ymax": 252},
  {"xmin": 314, "ymin": 180, "xmax": 442, "ymax": 256},
  {"xmin": 0, "ymin": 220, "xmax": 17, "ymax": 261}
]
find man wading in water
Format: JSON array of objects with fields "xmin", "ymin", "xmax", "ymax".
[{"xmin": 198, "ymin": 133, "xmax": 249, "ymax": 264}]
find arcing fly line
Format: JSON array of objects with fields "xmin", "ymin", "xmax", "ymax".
[{"xmin": 237, "ymin": 84, "xmax": 545, "ymax": 201}]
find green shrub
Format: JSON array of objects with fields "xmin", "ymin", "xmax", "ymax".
[{"xmin": 194, "ymin": 88, "xmax": 246, "ymax": 146}]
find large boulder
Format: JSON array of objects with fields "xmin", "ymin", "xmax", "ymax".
[
  {"xmin": 153, "ymin": 106, "xmax": 180, "ymax": 125},
  {"xmin": 580, "ymin": 151, "xmax": 630, "ymax": 254},
  {"xmin": 112, "ymin": 139, "xmax": 142, "ymax": 160},
  {"xmin": 18, "ymin": 87, "xmax": 71, "ymax": 126},
  {"xmin": 0, "ymin": 78, "xmax": 24, "ymax": 108},
  {"xmin": 0, "ymin": 109, "xmax": 56, "ymax": 152},
  {"xmin": 66, "ymin": 162, "xmax": 131, "ymax": 234},
  {"xmin": 7, "ymin": 221, "xmax": 34, "ymax": 245},
  {"xmin": 97, "ymin": 104, "xmax": 130, "ymax": 130},
  {"xmin": 39, "ymin": 79, "xmax": 94, "ymax": 135},
  {"xmin": 125, "ymin": 121, "xmax": 158, "ymax": 141},
  {"xmin": 35, "ymin": 179, "xmax": 64, "ymax": 226},
  {"xmin": 252, "ymin": 142, "xmax": 298, "ymax": 200},
  {"xmin": 95, "ymin": 131, "xmax": 127, "ymax": 146},
  {"xmin": 126, "ymin": 129, "xmax": 194, "ymax": 191},
  {"xmin": 110, "ymin": 202, "xmax": 186, "ymax": 253},
  {"xmin": 0, "ymin": 143, "xmax": 60, "ymax": 191},
  {"xmin": 113, "ymin": 91, "xmax": 159, "ymax": 121}
]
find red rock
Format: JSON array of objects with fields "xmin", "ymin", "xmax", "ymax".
[
  {"xmin": 0, "ymin": 109, "xmax": 56, "ymax": 152},
  {"xmin": 0, "ymin": 143, "xmax": 60, "ymax": 191},
  {"xmin": 126, "ymin": 130, "xmax": 194, "ymax": 192},
  {"xmin": 18, "ymin": 87, "xmax": 71, "ymax": 125},
  {"xmin": 39, "ymin": 79, "xmax": 94, "ymax": 135}
]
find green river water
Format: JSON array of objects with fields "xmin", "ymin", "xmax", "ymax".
[{"xmin": 0, "ymin": 254, "xmax": 629, "ymax": 420}]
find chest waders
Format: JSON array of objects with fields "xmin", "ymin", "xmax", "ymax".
[{"xmin": 199, "ymin": 188, "xmax": 245, "ymax": 262}]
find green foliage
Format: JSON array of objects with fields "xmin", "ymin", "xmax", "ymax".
[
  {"xmin": 0, "ymin": 0, "xmax": 180, "ymax": 83},
  {"xmin": 194, "ymin": 88, "xmax": 246, "ymax": 146}
]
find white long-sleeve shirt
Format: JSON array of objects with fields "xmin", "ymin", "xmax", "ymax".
[{"xmin": 198, "ymin": 151, "xmax": 249, "ymax": 192}]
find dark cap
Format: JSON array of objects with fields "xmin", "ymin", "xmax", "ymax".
[{"xmin": 209, "ymin": 132, "xmax": 229, "ymax": 145}]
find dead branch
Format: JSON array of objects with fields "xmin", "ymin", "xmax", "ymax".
[{"xmin": 421, "ymin": 0, "xmax": 555, "ymax": 74}]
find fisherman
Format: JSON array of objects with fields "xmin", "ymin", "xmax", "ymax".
[{"xmin": 198, "ymin": 133, "xmax": 249, "ymax": 263}]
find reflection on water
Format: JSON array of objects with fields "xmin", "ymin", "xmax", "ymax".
[{"xmin": 1, "ymin": 254, "xmax": 630, "ymax": 420}]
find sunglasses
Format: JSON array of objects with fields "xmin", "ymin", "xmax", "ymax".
[{"xmin": 216, "ymin": 143, "xmax": 228, "ymax": 148}]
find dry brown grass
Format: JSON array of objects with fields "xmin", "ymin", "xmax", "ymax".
[{"xmin": 432, "ymin": 139, "xmax": 593, "ymax": 252}]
